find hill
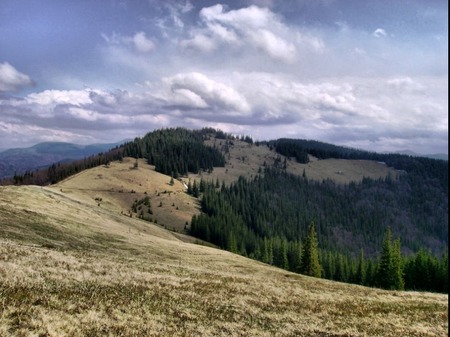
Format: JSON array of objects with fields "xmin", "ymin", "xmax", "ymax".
[
  {"xmin": 193, "ymin": 136, "xmax": 399, "ymax": 185},
  {"xmin": 2, "ymin": 128, "xmax": 447, "ymax": 292},
  {"xmin": 0, "ymin": 141, "xmax": 126, "ymax": 179},
  {"xmin": 0, "ymin": 165, "xmax": 447, "ymax": 336}
]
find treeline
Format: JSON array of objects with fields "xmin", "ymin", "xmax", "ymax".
[
  {"xmin": 2, "ymin": 128, "xmax": 227, "ymax": 186},
  {"xmin": 267, "ymin": 138, "xmax": 448, "ymax": 191},
  {"xmin": 121, "ymin": 128, "xmax": 225, "ymax": 177},
  {"xmin": 190, "ymin": 168, "xmax": 448, "ymax": 292}
]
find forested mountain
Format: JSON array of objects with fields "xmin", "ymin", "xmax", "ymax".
[
  {"xmin": 192, "ymin": 168, "xmax": 447, "ymax": 257},
  {"xmin": 190, "ymin": 166, "xmax": 448, "ymax": 292},
  {"xmin": 121, "ymin": 127, "xmax": 225, "ymax": 177}
]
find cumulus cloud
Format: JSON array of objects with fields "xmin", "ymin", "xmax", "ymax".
[
  {"xmin": 26, "ymin": 89, "xmax": 93, "ymax": 106},
  {"xmin": 154, "ymin": 72, "xmax": 251, "ymax": 114},
  {"xmin": 1, "ymin": 4, "xmax": 447, "ymax": 154},
  {"xmin": 179, "ymin": 4, "xmax": 316, "ymax": 63},
  {"xmin": 0, "ymin": 72, "xmax": 447, "ymax": 154},
  {"xmin": 0, "ymin": 62, "xmax": 34, "ymax": 92}
]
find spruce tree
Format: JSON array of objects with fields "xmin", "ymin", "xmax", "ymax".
[
  {"xmin": 377, "ymin": 226, "xmax": 393, "ymax": 289},
  {"xmin": 391, "ymin": 238, "xmax": 404, "ymax": 290},
  {"xmin": 300, "ymin": 222, "xmax": 322, "ymax": 278},
  {"xmin": 355, "ymin": 249, "xmax": 366, "ymax": 285},
  {"xmin": 376, "ymin": 227, "xmax": 404, "ymax": 290}
]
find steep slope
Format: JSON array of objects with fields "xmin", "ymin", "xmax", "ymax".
[{"xmin": 0, "ymin": 165, "xmax": 448, "ymax": 336}]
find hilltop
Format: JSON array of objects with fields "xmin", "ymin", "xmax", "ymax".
[{"xmin": 0, "ymin": 163, "xmax": 447, "ymax": 336}]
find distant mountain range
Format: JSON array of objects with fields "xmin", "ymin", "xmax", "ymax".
[
  {"xmin": 0, "ymin": 141, "xmax": 127, "ymax": 179},
  {"xmin": 393, "ymin": 150, "xmax": 448, "ymax": 161}
]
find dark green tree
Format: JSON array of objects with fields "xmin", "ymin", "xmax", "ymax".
[
  {"xmin": 355, "ymin": 249, "xmax": 366, "ymax": 285},
  {"xmin": 392, "ymin": 238, "xmax": 405, "ymax": 290},
  {"xmin": 377, "ymin": 226, "xmax": 393, "ymax": 289},
  {"xmin": 300, "ymin": 222, "xmax": 322, "ymax": 278},
  {"xmin": 376, "ymin": 227, "xmax": 404, "ymax": 290}
]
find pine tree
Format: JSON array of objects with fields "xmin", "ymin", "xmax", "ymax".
[
  {"xmin": 377, "ymin": 226, "xmax": 393, "ymax": 289},
  {"xmin": 192, "ymin": 180, "xmax": 199, "ymax": 198},
  {"xmin": 355, "ymin": 249, "xmax": 366, "ymax": 285},
  {"xmin": 391, "ymin": 238, "xmax": 404, "ymax": 290},
  {"xmin": 227, "ymin": 231, "xmax": 238, "ymax": 253},
  {"xmin": 300, "ymin": 222, "xmax": 322, "ymax": 278},
  {"xmin": 376, "ymin": 227, "xmax": 404, "ymax": 290}
]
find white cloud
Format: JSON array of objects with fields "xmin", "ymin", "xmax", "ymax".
[
  {"xmin": 247, "ymin": 29, "xmax": 296, "ymax": 62},
  {"xmin": 0, "ymin": 73, "xmax": 447, "ymax": 154},
  {"xmin": 0, "ymin": 62, "xmax": 33, "ymax": 92},
  {"xmin": 132, "ymin": 32, "xmax": 155, "ymax": 53},
  {"xmin": 180, "ymin": 4, "xmax": 315, "ymax": 63},
  {"xmin": 373, "ymin": 28, "xmax": 387, "ymax": 38},
  {"xmin": 156, "ymin": 72, "xmax": 251, "ymax": 113},
  {"xmin": 200, "ymin": 4, "xmax": 273, "ymax": 28},
  {"xmin": 101, "ymin": 31, "xmax": 156, "ymax": 55},
  {"xmin": 180, "ymin": 33, "xmax": 217, "ymax": 52},
  {"xmin": 26, "ymin": 89, "xmax": 93, "ymax": 106},
  {"xmin": 387, "ymin": 77, "xmax": 425, "ymax": 92}
]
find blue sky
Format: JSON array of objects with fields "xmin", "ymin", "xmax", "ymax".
[{"xmin": 0, "ymin": 0, "xmax": 447, "ymax": 154}]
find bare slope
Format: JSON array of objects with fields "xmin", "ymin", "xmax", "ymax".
[
  {"xmin": 54, "ymin": 157, "xmax": 199, "ymax": 235},
  {"xmin": 192, "ymin": 138, "xmax": 398, "ymax": 186},
  {"xmin": 0, "ymin": 165, "xmax": 447, "ymax": 337}
]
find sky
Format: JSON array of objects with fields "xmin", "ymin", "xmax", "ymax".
[{"xmin": 0, "ymin": 0, "xmax": 447, "ymax": 154}]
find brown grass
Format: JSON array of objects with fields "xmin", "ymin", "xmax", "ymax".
[
  {"xmin": 54, "ymin": 158, "xmax": 200, "ymax": 234},
  {"xmin": 0, "ymin": 166, "xmax": 447, "ymax": 336},
  {"xmin": 192, "ymin": 139, "xmax": 399, "ymax": 187}
]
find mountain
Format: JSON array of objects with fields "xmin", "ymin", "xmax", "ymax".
[
  {"xmin": 0, "ymin": 140, "xmax": 127, "ymax": 179},
  {"xmin": 3, "ymin": 128, "xmax": 448, "ymax": 292},
  {"xmin": 394, "ymin": 150, "xmax": 448, "ymax": 161},
  {"xmin": 0, "ymin": 158, "xmax": 447, "ymax": 336}
]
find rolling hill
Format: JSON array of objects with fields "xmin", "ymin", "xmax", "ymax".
[{"xmin": 0, "ymin": 160, "xmax": 447, "ymax": 336}]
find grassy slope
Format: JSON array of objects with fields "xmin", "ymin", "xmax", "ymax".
[
  {"xmin": 187, "ymin": 139, "xmax": 399, "ymax": 186},
  {"xmin": 0, "ymin": 161, "xmax": 447, "ymax": 337}
]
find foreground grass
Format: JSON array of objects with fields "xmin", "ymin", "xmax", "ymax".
[
  {"xmin": 0, "ymin": 179, "xmax": 447, "ymax": 336},
  {"xmin": 0, "ymin": 240, "xmax": 447, "ymax": 337}
]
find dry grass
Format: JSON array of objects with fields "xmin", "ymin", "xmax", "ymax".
[
  {"xmin": 194, "ymin": 139, "xmax": 399, "ymax": 187},
  {"xmin": 54, "ymin": 158, "xmax": 200, "ymax": 234},
  {"xmin": 0, "ymin": 167, "xmax": 447, "ymax": 336}
]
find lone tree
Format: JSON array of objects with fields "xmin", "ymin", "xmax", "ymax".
[{"xmin": 300, "ymin": 222, "xmax": 322, "ymax": 278}]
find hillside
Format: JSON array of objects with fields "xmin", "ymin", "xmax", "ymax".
[
  {"xmin": 2, "ymin": 128, "xmax": 447, "ymax": 292},
  {"xmin": 194, "ymin": 137, "xmax": 399, "ymax": 185},
  {"xmin": 0, "ymin": 165, "xmax": 447, "ymax": 337}
]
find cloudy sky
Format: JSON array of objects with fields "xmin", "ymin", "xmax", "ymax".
[{"xmin": 0, "ymin": 0, "xmax": 447, "ymax": 154}]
